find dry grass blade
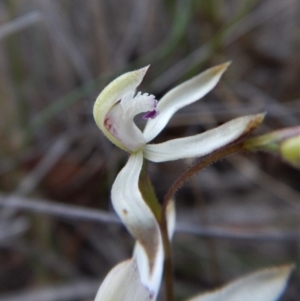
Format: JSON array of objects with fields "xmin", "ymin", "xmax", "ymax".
[
  {"xmin": 0, "ymin": 280, "xmax": 100, "ymax": 301},
  {"xmin": 152, "ymin": 0, "xmax": 295, "ymax": 91},
  {"xmin": 16, "ymin": 136, "xmax": 70, "ymax": 196},
  {"xmin": 0, "ymin": 194, "xmax": 120, "ymax": 224},
  {"xmin": 0, "ymin": 194, "xmax": 299, "ymax": 242},
  {"xmin": 33, "ymin": 0, "xmax": 92, "ymax": 81},
  {"xmin": 0, "ymin": 217, "xmax": 30, "ymax": 242},
  {"xmin": 229, "ymin": 156, "xmax": 300, "ymax": 211},
  {"xmin": 0, "ymin": 11, "xmax": 41, "ymax": 40}
]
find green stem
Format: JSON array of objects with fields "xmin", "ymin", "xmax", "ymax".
[
  {"xmin": 139, "ymin": 160, "xmax": 161, "ymax": 220},
  {"xmin": 159, "ymin": 209, "xmax": 174, "ymax": 301}
]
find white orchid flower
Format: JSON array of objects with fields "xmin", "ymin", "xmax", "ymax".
[
  {"xmin": 93, "ymin": 64, "xmax": 291, "ymax": 301},
  {"xmin": 93, "ymin": 63, "xmax": 264, "ymax": 162}
]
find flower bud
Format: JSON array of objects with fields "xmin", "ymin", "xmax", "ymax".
[{"xmin": 244, "ymin": 126, "xmax": 300, "ymax": 169}]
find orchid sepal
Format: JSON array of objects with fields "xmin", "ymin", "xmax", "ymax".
[
  {"xmin": 93, "ymin": 66, "xmax": 152, "ymax": 152},
  {"xmin": 143, "ymin": 62, "xmax": 231, "ymax": 142},
  {"xmin": 144, "ymin": 113, "xmax": 265, "ymax": 162},
  {"xmin": 94, "ymin": 259, "xmax": 152, "ymax": 301},
  {"xmin": 186, "ymin": 265, "xmax": 293, "ymax": 301},
  {"xmin": 94, "ymin": 150, "xmax": 176, "ymax": 301},
  {"xmin": 110, "ymin": 151, "xmax": 166, "ymax": 298}
]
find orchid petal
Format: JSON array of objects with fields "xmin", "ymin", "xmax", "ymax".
[
  {"xmin": 143, "ymin": 62, "xmax": 230, "ymax": 142},
  {"xmin": 105, "ymin": 96, "xmax": 146, "ymax": 152},
  {"xmin": 93, "ymin": 66, "xmax": 149, "ymax": 151},
  {"xmin": 186, "ymin": 265, "xmax": 293, "ymax": 301},
  {"xmin": 94, "ymin": 258, "xmax": 153, "ymax": 301},
  {"xmin": 111, "ymin": 151, "xmax": 163, "ymax": 296},
  {"xmin": 144, "ymin": 114, "xmax": 264, "ymax": 162},
  {"xmin": 106, "ymin": 91, "xmax": 157, "ymax": 151}
]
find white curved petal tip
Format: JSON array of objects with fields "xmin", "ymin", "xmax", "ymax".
[
  {"xmin": 135, "ymin": 65, "xmax": 150, "ymax": 77},
  {"xmin": 241, "ymin": 112, "xmax": 265, "ymax": 136},
  {"xmin": 186, "ymin": 264, "xmax": 294, "ymax": 301},
  {"xmin": 143, "ymin": 62, "xmax": 232, "ymax": 142},
  {"xmin": 212, "ymin": 61, "xmax": 231, "ymax": 73},
  {"xmin": 94, "ymin": 259, "xmax": 155, "ymax": 301}
]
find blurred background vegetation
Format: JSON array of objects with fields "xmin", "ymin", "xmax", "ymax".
[{"xmin": 0, "ymin": 0, "xmax": 299, "ymax": 300}]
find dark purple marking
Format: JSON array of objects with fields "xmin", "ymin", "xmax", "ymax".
[{"xmin": 142, "ymin": 110, "xmax": 158, "ymax": 120}]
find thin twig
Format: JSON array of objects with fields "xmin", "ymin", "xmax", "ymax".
[
  {"xmin": 229, "ymin": 156, "xmax": 300, "ymax": 211},
  {"xmin": 0, "ymin": 217, "xmax": 30, "ymax": 242},
  {"xmin": 0, "ymin": 194, "xmax": 120, "ymax": 224},
  {"xmin": 0, "ymin": 195, "xmax": 299, "ymax": 241},
  {"xmin": 152, "ymin": 0, "xmax": 294, "ymax": 91},
  {"xmin": 34, "ymin": 0, "xmax": 92, "ymax": 82},
  {"xmin": 16, "ymin": 136, "xmax": 70, "ymax": 196},
  {"xmin": 176, "ymin": 224, "xmax": 300, "ymax": 242},
  {"xmin": 234, "ymin": 81, "xmax": 299, "ymax": 126},
  {"xmin": 113, "ymin": 0, "xmax": 150, "ymax": 67},
  {"xmin": 0, "ymin": 279, "xmax": 100, "ymax": 301},
  {"xmin": 0, "ymin": 11, "xmax": 41, "ymax": 41}
]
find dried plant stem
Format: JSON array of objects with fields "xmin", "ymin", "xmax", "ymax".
[{"xmin": 1, "ymin": 194, "xmax": 298, "ymax": 241}]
